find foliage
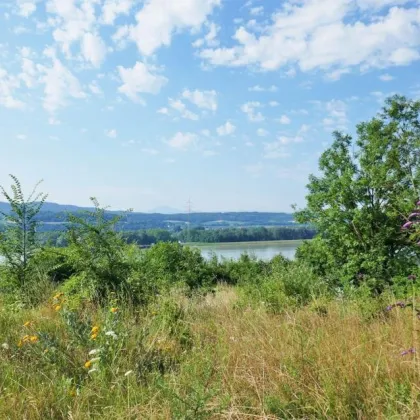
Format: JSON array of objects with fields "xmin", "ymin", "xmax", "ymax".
[
  {"xmin": 295, "ymin": 95, "xmax": 420, "ymax": 290},
  {"xmin": 65, "ymin": 198, "xmax": 132, "ymax": 300},
  {"xmin": 0, "ymin": 175, "xmax": 47, "ymax": 286}
]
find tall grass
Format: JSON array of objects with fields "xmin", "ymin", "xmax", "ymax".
[{"xmin": 1, "ymin": 285, "xmax": 419, "ymax": 419}]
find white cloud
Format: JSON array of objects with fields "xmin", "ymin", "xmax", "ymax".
[
  {"xmin": 168, "ymin": 98, "xmax": 199, "ymax": 120},
  {"xmin": 81, "ymin": 33, "xmax": 107, "ymax": 68},
  {"xmin": 217, "ymin": 121, "xmax": 236, "ymax": 136},
  {"xmin": 16, "ymin": 134, "xmax": 27, "ymax": 140},
  {"xmin": 200, "ymin": 1, "xmax": 420, "ymax": 75},
  {"xmin": 46, "ymin": 0, "xmax": 98, "ymax": 60},
  {"xmin": 102, "ymin": 0, "xmax": 134, "ymax": 25},
  {"xmin": 18, "ymin": 1, "xmax": 37, "ymax": 17},
  {"xmin": 257, "ymin": 128, "xmax": 269, "ymax": 137},
  {"xmin": 277, "ymin": 135, "xmax": 304, "ymax": 145},
  {"xmin": 248, "ymin": 85, "xmax": 277, "ymax": 92},
  {"xmin": 38, "ymin": 55, "xmax": 86, "ymax": 113},
  {"xmin": 89, "ymin": 80, "xmax": 103, "ymax": 95},
  {"xmin": 192, "ymin": 22, "xmax": 220, "ymax": 48},
  {"xmin": 130, "ymin": 0, "xmax": 221, "ymax": 56},
  {"xmin": 49, "ymin": 117, "xmax": 61, "ymax": 125},
  {"xmin": 269, "ymin": 101, "xmax": 279, "ymax": 107},
  {"xmin": 105, "ymin": 129, "xmax": 117, "ymax": 138},
  {"xmin": 158, "ymin": 107, "xmax": 170, "ymax": 115},
  {"xmin": 118, "ymin": 61, "xmax": 168, "ymax": 103},
  {"xmin": 19, "ymin": 57, "xmax": 38, "ymax": 88},
  {"xmin": 182, "ymin": 89, "xmax": 218, "ymax": 111},
  {"xmin": 241, "ymin": 101, "xmax": 264, "ymax": 122},
  {"xmin": 322, "ymin": 99, "xmax": 348, "ymax": 131},
  {"xmin": 201, "ymin": 129, "xmax": 211, "ymax": 137},
  {"xmin": 263, "ymin": 141, "xmax": 290, "ymax": 159},
  {"xmin": 167, "ymin": 132, "xmax": 197, "ymax": 150},
  {"xmin": 278, "ymin": 115, "xmax": 291, "ymax": 125},
  {"xmin": 379, "ymin": 73, "xmax": 395, "ymax": 81},
  {"xmin": 0, "ymin": 68, "xmax": 25, "ymax": 109},
  {"xmin": 249, "ymin": 6, "xmax": 264, "ymax": 16}
]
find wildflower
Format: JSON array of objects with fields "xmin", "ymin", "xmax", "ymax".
[
  {"xmin": 69, "ymin": 389, "xmax": 77, "ymax": 397},
  {"xmin": 385, "ymin": 304, "xmax": 394, "ymax": 312},
  {"xmin": 402, "ymin": 221, "xmax": 413, "ymax": 229},
  {"xmin": 88, "ymin": 349, "xmax": 99, "ymax": 356},
  {"xmin": 54, "ymin": 305, "xmax": 61, "ymax": 312},
  {"xmin": 53, "ymin": 292, "xmax": 64, "ymax": 300},
  {"xmin": 105, "ymin": 330, "xmax": 118, "ymax": 340},
  {"xmin": 88, "ymin": 368, "xmax": 98, "ymax": 374},
  {"xmin": 90, "ymin": 357, "xmax": 100, "ymax": 363},
  {"xmin": 110, "ymin": 307, "xmax": 119, "ymax": 314},
  {"xmin": 124, "ymin": 370, "xmax": 133, "ymax": 377},
  {"xmin": 18, "ymin": 340, "xmax": 23, "ymax": 348},
  {"xmin": 29, "ymin": 335, "xmax": 39, "ymax": 343},
  {"xmin": 84, "ymin": 360, "xmax": 92, "ymax": 369},
  {"xmin": 23, "ymin": 321, "xmax": 32, "ymax": 328},
  {"xmin": 1, "ymin": 343, "xmax": 9, "ymax": 350},
  {"xmin": 90, "ymin": 333, "xmax": 98, "ymax": 340},
  {"xmin": 408, "ymin": 213, "xmax": 420, "ymax": 220},
  {"xmin": 401, "ymin": 348, "xmax": 416, "ymax": 356},
  {"xmin": 91, "ymin": 326, "xmax": 100, "ymax": 334},
  {"xmin": 44, "ymin": 349, "xmax": 49, "ymax": 354},
  {"xmin": 22, "ymin": 335, "xmax": 30, "ymax": 343}
]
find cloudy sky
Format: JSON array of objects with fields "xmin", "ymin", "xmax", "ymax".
[{"xmin": 0, "ymin": 0, "xmax": 419, "ymax": 212}]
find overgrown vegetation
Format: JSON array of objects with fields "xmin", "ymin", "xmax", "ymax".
[{"xmin": 1, "ymin": 95, "xmax": 420, "ymax": 418}]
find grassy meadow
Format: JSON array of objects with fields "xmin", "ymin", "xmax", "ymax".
[{"xmin": 1, "ymin": 283, "xmax": 420, "ymax": 419}]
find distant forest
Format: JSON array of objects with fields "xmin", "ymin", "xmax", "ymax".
[{"xmin": 0, "ymin": 202, "xmax": 297, "ymax": 230}]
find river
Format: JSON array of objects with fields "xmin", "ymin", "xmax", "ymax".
[{"xmin": 192, "ymin": 240, "xmax": 302, "ymax": 261}]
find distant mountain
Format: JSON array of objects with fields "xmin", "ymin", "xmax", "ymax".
[
  {"xmin": 149, "ymin": 206, "xmax": 184, "ymax": 214},
  {"xmin": 0, "ymin": 201, "xmax": 93, "ymax": 213},
  {"xmin": 0, "ymin": 201, "xmax": 296, "ymax": 231}
]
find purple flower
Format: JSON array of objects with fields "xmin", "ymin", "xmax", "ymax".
[
  {"xmin": 385, "ymin": 305, "xmax": 394, "ymax": 312},
  {"xmin": 408, "ymin": 213, "xmax": 420, "ymax": 220},
  {"xmin": 416, "ymin": 200, "xmax": 420, "ymax": 207},
  {"xmin": 396, "ymin": 302, "xmax": 406, "ymax": 308},
  {"xmin": 402, "ymin": 221, "xmax": 413, "ymax": 229},
  {"xmin": 401, "ymin": 348, "xmax": 416, "ymax": 356}
]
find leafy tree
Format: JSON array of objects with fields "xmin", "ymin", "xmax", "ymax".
[
  {"xmin": 295, "ymin": 96, "xmax": 420, "ymax": 290},
  {"xmin": 65, "ymin": 197, "xmax": 132, "ymax": 298},
  {"xmin": 0, "ymin": 175, "xmax": 47, "ymax": 286}
]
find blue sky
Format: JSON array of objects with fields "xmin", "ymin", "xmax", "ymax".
[{"xmin": 0, "ymin": 0, "xmax": 419, "ymax": 212}]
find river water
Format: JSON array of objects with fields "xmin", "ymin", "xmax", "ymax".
[{"xmin": 193, "ymin": 240, "xmax": 301, "ymax": 261}]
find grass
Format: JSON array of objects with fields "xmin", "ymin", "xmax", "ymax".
[{"xmin": 1, "ymin": 285, "xmax": 420, "ymax": 419}]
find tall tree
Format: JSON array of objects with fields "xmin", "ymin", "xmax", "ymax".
[
  {"xmin": 0, "ymin": 175, "xmax": 48, "ymax": 286},
  {"xmin": 295, "ymin": 96, "xmax": 420, "ymax": 290}
]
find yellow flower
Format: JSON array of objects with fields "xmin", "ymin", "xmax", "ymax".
[
  {"xmin": 69, "ymin": 389, "xmax": 77, "ymax": 397},
  {"xmin": 84, "ymin": 360, "xmax": 92, "ymax": 369},
  {"xmin": 53, "ymin": 292, "xmax": 64, "ymax": 300},
  {"xmin": 29, "ymin": 335, "xmax": 39, "ymax": 343},
  {"xmin": 23, "ymin": 321, "xmax": 33, "ymax": 328},
  {"xmin": 54, "ymin": 305, "xmax": 61, "ymax": 312},
  {"xmin": 44, "ymin": 348, "xmax": 49, "ymax": 354},
  {"xmin": 22, "ymin": 335, "xmax": 30, "ymax": 343},
  {"xmin": 17, "ymin": 340, "xmax": 23, "ymax": 348},
  {"xmin": 90, "ymin": 333, "xmax": 98, "ymax": 340},
  {"xmin": 110, "ymin": 307, "xmax": 119, "ymax": 314},
  {"xmin": 91, "ymin": 326, "xmax": 100, "ymax": 334}
]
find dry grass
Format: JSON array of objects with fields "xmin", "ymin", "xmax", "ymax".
[{"xmin": 1, "ymin": 287, "xmax": 420, "ymax": 419}]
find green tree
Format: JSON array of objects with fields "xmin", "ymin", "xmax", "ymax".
[
  {"xmin": 0, "ymin": 175, "xmax": 48, "ymax": 286},
  {"xmin": 66, "ymin": 197, "xmax": 132, "ymax": 298},
  {"xmin": 295, "ymin": 96, "xmax": 420, "ymax": 290}
]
